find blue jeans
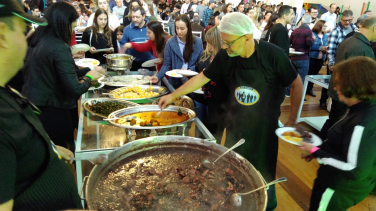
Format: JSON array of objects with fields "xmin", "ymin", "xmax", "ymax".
[{"xmin": 286, "ymin": 59, "xmax": 309, "ymax": 95}]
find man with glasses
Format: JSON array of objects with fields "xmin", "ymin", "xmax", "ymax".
[
  {"xmin": 0, "ymin": 0, "xmax": 84, "ymax": 210},
  {"xmin": 321, "ymin": 15, "xmax": 375, "ymax": 140},
  {"xmin": 157, "ymin": 12, "xmax": 303, "ymax": 211}
]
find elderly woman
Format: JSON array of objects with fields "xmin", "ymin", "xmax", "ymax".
[{"xmin": 299, "ymin": 56, "xmax": 376, "ymax": 211}]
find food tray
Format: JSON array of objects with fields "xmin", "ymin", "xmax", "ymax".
[
  {"xmin": 107, "ymin": 105, "xmax": 196, "ymax": 129},
  {"xmin": 82, "ymin": 98, "xmax": 140, "ymax": 118},
  {"xmin": 108, "ymin": 85, "xmax": 169, "ymax": 103},
  {"xmin": 98, "ymin": 75, "xmax": 150, "ymax": 86}
]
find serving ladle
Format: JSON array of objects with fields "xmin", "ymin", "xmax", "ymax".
[
  {"xmin": 230, "ymin": 177, "xmax": 288, "ymax": 207},
  {"xmin": 202, "ymin": 138, "xmax": 245, "ymax": 170},
  {"xmin": 70, "ymin": 154, "xmax": 108, "ymax": 165}
]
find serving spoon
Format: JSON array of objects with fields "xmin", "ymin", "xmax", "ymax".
[
  {"xmin": 70, "ymin": 154, "xmax": 108, "ymax": 165},
  {"xmin": 103, "ymin": 116, "xmax": 136, "ymax": 121},
  {"xmin": 202, "ymin": 138, "xmax": 245, "ymax": 170},
  {"xmin": 230, "ymin": 177, "xmax": 287, "ymax": 207}
]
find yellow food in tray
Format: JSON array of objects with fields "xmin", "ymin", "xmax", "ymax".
[
  {"xmin": 282, "ymin": 131, "xmax": 303, "ymax": 143},
  {"xmin": 110, "ymin": 86, "xmax": 162, "ymax": 99},
  {"xmin": 115, "ymin": 111, "xmax": 189, "ymax": 127}
]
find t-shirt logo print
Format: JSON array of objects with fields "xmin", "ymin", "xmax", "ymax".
[{"xmin": 234, "ymin": 86, "xmax": 260, "ymax": 106}]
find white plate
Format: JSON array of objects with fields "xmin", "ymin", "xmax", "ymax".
[
  {"xmin": 166, "ymin": 70, "xmax": 183, "ymax": 78},
  {"xmin": 95, "ymin": 48, "xmax": 113, "ymax": 53},
  {"xmin": 75, "ymin": 58, "xmax": 100, "ymax": 67},
  {"xmin": 71, "ymin": 44, "xmax": 90, "ymax": 54},
  {"xmin": 176, "ymin": 70, "xmax": 198, "ymax": 76},
  {"xmin": 275, "ymin": 127, "xmax": 322, "ymax": 146},
  {"xmin": 88, "ymin": 76, "xmax": 105, "ymax": 91},
  {"xmin": 142, "ymin": 59, "xmax": 161, "ymax": 67},
  {"xmin": 289, "ymin": 51, "xmax": 304, "ymax": 55},
  {"xmin": 193, "ymin": 88, "xmax": 204, "ymax": 94}
]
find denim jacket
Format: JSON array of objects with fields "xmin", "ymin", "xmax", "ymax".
[{"xmin": 309, "ymin": 32, "xmax": 329, "ymax": 61}]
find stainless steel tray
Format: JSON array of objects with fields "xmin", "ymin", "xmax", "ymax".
[
  {"xmin": 82, "ymin": 98, "xmax": 140, "ymax": 118},
  {"xmin": 107, "ymin": 105, "xmax": 196, "ymax": 129},
  {"xmin": 98, "ymin": 75, "xmax": 150, "ymax": 86},
  {"xmin": 108, "ymin": 85, "xmax": 169, "ymax": 103}
]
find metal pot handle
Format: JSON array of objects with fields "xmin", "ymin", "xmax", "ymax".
[{"xmin": 80, "ymin": 176, "xmax": 89, "ymax": 200}]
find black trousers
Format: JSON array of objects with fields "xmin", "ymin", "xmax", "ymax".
[
  {"xmin": 307, "ymin": 58, "xmax": 324, "ymax": 92},
  {"xmin": 38, "ymin": 106, "xmax": 75, "ymax": 152},
  {"xmin": 319, "ymin": 65, "xmax": 330, "ymax": 104},
  {"xmin": 130, "ymin": 61, "xmax": 157, "ymax": 72},
  {"xmin": 319, "ymin": 99, "xmax": 348, "ymax": 140}
]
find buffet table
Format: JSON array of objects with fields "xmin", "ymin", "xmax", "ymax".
[{"xmin": 75, "ymin": 72, "xmax": 216, "ymax": 205}]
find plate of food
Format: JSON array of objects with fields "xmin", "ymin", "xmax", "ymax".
[
  {"xmin": 176, "ymin": 69, "xmax": 198, "ymax": 76},
  {"xmin": 88, "ymin": 76, "xmax": 105, "ymax": 91},
  {"xmin": 107, "ymin": 105, "xmax": 196, "ymax": 129},
  {"xmin": 75, "ymin": 58, "xmax": 100, "ymax": 67},
  {"xmin": 166, "ymin": 70, "xmax": 183, "ymax": 78},
  {"xmin": 108, "ymin": 85, "xmax": 169, "ymax": 103},
  {"xmin": 82, "ymin": 98, "xmax": 139, "ymax": 118},
  {"xmin": 71, "ymin": 44, "xmax": 90, "ymax": 55},
  {"xmin": 275, "ymin": 127, "xmax": 322, "ymax": 146},
  {"xmin": 98, "ymin": 75, "xmax": 150, "ymax": 86},
  {"xmin": 142, "ymin": 58, "xmax": 160, "ymax": 67}
]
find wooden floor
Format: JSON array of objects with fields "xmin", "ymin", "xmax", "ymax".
[{"xmin": 274, "ymin": 67, "xmax": 376, "ymax": 211}]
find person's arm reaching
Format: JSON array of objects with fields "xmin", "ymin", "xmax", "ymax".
[
  {"xmin": 285, "ymin": 75, "xmax": 303, "ymax": 126},
  {"xmin": 327, "ymin": 30, "xmax": 338, "ymax": 69},
  {"xmin": 158, "ymin": 72, "xmax": 210, "ymax": 108}
]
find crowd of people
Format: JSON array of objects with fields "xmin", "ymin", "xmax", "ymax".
[{"xmin": 0, "ymin": 0, "xmax": 376, "ymax": 210}]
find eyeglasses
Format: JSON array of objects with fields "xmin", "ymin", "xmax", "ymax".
[
  {"xmin": 341, "ymin": 18, "xmax": 353, "ymax": 23},
  {"xmin": 223, "ymin": 35, "xmax": 246, "ymax": 48}
]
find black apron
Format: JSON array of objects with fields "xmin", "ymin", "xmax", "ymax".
[{"xmin": 222, "ymin": 46, "xmax": 282, "ymax": 182}]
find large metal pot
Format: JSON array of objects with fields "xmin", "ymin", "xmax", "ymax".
[
  {"xmin": 85, "ymin": 136, "xmax": 268, "ymax": 210},
  {"xmin": 103, "ymin": 53, "xmax": 135, "ymax": 68}
]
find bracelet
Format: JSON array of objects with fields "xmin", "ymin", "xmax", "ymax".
[
  {"xmin": 85, "ymin": 74, "xmax": 93, "ymax": 80},
  {"xmin": 310, "ymin": 146, "xmax": 320, "ymax": 154}
]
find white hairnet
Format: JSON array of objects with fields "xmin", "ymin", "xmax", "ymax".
[{"xmin": 218, "ymin": 12, "xmax": 255, "ymax": 36}]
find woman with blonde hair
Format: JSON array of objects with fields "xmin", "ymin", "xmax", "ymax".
[{"xmin": 194, "ymin": 25, "xmax": 225, "ymax": 140}]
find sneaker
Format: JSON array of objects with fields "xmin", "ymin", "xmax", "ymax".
[
  {"xmin": 306, "ymin": 90, "xmax": 316, "ymax": 97},
  {"xmin": 285, "ymin": 94, "xmax": 290, "ymax": 98},
  {"xmin": 320, "ymin": 102, "xmax": 327, "ymax": 110}
]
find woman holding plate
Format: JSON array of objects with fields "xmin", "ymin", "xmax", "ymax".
[
  {"xmin": 81, "ymin": 9, "xmax": 118, "ymax": 66},
  {"xmin": 149, "ymin": 14, "xmax": 203, "ymax": 88},
  {"xmin": 22, "ymin": 2, "xmax": 105, "ymax": 152},
  {"xmin": 122, "ymin": 21, "xmax": 171, "ymax": 71},
  {"xmin": 298, "ymin": 57, "xmax": 376, "ymax": 211}
]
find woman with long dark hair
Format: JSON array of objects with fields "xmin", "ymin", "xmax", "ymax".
[
  {"xmin": 260, "ymin": 12, "xmax": 278, "ymax": 40},
  {"xmin": 149, "ymin": 14, "xmax": 203, "ymax": 88},
  {"xmin": 123, "ymin": 21, "xmax": 171, "ymax": 71},
  {"xmin": 260, "ymin": 11, "xmax": 272, "ymax": 32},
  {"xmin": 22, "ymin": 2, "xmax": 105, "ymax": 152},
  {"xmin": 219, "ymin": 3, "xmax": 232, "ymax": 18},
  {"xmin": 81, "ymin": 9, "xmax": 118, "ymax": 65}
]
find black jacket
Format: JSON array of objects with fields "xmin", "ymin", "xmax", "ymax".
[
  {"xmin": 313, "ymin": 99, "xmax": 376, "ymax": 194},
  {"xmin": 22, "ymin": 32, "xmax": 91, "ymax": 109}
]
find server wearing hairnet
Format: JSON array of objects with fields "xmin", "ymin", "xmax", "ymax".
[{"xmin": 158, "ymin": 12, "xmax": 303, "ymax": 210}]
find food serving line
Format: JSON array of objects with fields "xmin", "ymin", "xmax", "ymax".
[
  {"xmin": 75, "ymin": 70, "xmax": 217, "ymax": 207},
  {"xmin": 73, "ymin": 53, "xmax": 307, "ymax": 210}
]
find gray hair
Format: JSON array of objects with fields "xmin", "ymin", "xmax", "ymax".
[
  {"xmin": 342, "ymin": 10, "xmax": 353, "ymax": 17},
  {"xmin": 193, "ymin": 15, "xmax": 200, "ymax": 23},
  {"xmin": 302, "ymin": 14, "xmax": 312, "ymax": 24}
]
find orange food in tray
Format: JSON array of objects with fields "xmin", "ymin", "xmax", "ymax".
[{"xmin": 115, "ymin": 111, "xmax": 189, "ymax": 127}]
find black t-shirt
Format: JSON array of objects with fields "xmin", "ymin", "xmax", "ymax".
[
  {"xmin": 203, "ymin": 40, "xmax": 297, "ymax": 181},
  {"xmin": 266, "ymin": 23, "xmax": 290, "ymax": 56},
  {"xmin": 0, "ymin": 86, "xmax": 82, "ymax": 210},
  {"xmin": 82, "ymin": 28, "xmax": 119, "ymax": 65}
]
